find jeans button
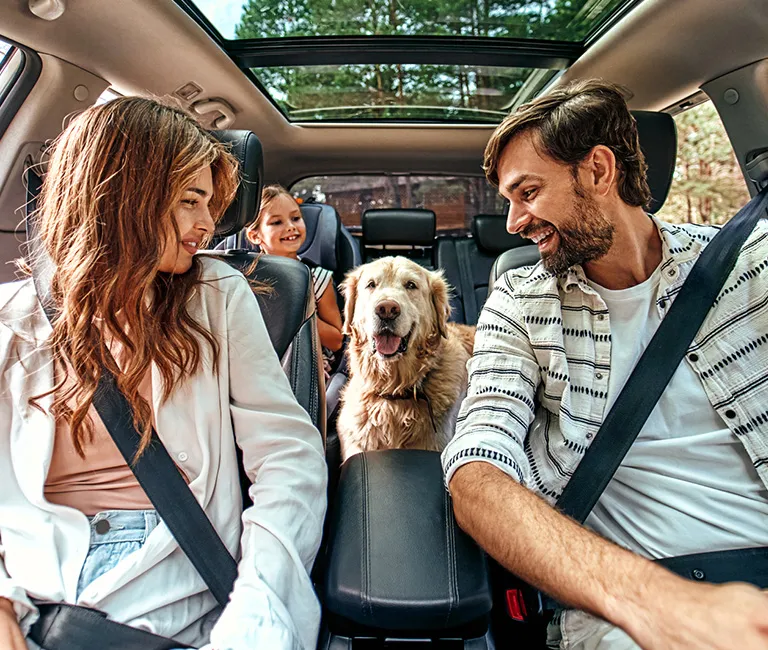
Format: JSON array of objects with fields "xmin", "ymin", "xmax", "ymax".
[{"xmin": 94, "ymin": 519, "xmax": 111, "ymax": 534}]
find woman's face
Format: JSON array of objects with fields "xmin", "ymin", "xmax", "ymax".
[
  {"xmin": 247, "ymin": 194, "xmax": 306, "ymax": 258},
  {"xmin": 158, "ymin": 166, "xmax": 215, "ymax": 274}
]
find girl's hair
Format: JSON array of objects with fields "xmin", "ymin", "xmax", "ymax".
[
  {"xmin": 246, "ymin": 184, "xmax": 297, "ymax": 234},
  {"xmin": 29, "ymin": 96, "xmax": 239, "ymax": 458}
]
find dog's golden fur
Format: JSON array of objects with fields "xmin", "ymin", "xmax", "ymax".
[{"xmin": 337, "ymin": 257, "xmax": 474, "ymax": 460}]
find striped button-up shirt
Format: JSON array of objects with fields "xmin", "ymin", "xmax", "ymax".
[{"xmin": 443, "ymin": 215, "xmax": 768, "ymax": 503}]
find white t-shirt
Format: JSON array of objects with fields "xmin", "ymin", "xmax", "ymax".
[{"xmin": 584, "ymin": 267, "xmax": 768, "ymax": 559}]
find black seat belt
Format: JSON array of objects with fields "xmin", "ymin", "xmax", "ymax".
[
  {"xmin": 554, "ymin": 185, "xmax": 768, "ymax": 584},
  {"xmin": 24, "ymin": 170, "xmax": 238, "ymax": 648}
]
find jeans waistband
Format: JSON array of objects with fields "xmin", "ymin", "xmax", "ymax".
[{"xmin": 87, "ymin": 509, "xmax": 158, "ymax": 545}]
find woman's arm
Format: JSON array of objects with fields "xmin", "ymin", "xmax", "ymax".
[
  {"xmin": 315, "ymin": 284, "xmax": 343, "ymax": 352},
  {"xmin": 208, "ymin": 276, "xmax": 327, "ymax": 650}
]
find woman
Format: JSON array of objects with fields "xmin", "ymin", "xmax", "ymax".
[
  {"xmin": 0, "ymin": 97, "xmax": 327, "ymax": 649},
  {"xmin": 244, "ymin": 186, "xmax": 343, "ymax": 374}
]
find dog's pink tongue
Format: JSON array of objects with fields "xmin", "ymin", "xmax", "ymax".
[{"xmin": 374, "ymin": 333, "xmax": 402, "ymax": 355}]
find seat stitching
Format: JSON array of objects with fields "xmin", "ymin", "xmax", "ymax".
[
  {"xmin": 361, "ymin": 455, "xmax": 372, "ymax": 622},
  {"xmin": 444, "ymin": 487, "xmax": 458, "ymax": 627}
]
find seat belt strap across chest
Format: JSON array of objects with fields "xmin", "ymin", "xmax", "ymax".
[{"xmin": 556, "ymin": 185, "xmax": 768, "ymax": 525}]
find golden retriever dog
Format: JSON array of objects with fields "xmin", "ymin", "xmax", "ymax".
[{"xmin": 337, "ymin": 256, "xmax": 475, "ymax": 460}]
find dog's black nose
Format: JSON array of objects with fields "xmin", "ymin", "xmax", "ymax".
[{"xmin": 375, "ymin": 300, "xmax": 401, "ymax": 321}]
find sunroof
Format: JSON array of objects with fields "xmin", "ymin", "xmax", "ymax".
[
  {"xmin": 195, "ymin": 0, "xmax": 630, "ymax": 43},
  {"xmin": 253, "ymin": 64, "xmax": 560, "ymax": 123},
  {"xmin": 184, "ymin": 0, "xmax": 638, "ymax": 123}
]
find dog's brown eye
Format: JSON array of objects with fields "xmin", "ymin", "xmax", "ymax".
[
  {"xmin": 366, "ymin": 280, "xmax": 376, "ymax": 289},
  {"xmin": 405, "ymin": 281, "xmax": 417, "ymax": 290}
]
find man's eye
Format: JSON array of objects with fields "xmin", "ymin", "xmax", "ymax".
[
  {"xmin": 366, "ymin": 280, "xmax": 376, "ymax": 289},
  {"xmin": 405, "ymin": 281, "xmax": 417, "ymax": 290},
  {"xmin": 522, "ymin": 188, "xmax": 537, "ymax": 200}
]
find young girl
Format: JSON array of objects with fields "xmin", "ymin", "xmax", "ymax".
[
  {"xmin": 0, "ymin": 98, "xmax": 326, "ymax": 649},
  {"xmin": 245, "ymin": 186, "xmax": 344, "ymax": 372}
]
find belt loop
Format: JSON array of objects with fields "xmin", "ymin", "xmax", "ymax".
[{"xmin": 143, "ymin": 510, "xmax": 155, "ymax": 542}]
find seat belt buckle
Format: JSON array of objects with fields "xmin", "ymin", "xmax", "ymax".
[{"xmin": 505, "ymin": 588, "xmax": 528, "ymax": 622}]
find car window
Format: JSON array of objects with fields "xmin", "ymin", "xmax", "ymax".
[
  {"xmin": 0, "ymin": 38, "xmax": 24, "ymax": 106},
  {"xmin": 291, "ymin": 174, "xmax": 506, "ymax": 232},
  {"xmin": 657, "ymin": 100, "xmax": 750, "ymax": 225}
]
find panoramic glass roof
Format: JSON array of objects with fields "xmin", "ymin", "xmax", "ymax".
[
  {"xmin": 254, "ymin": 64, "xmax": 559, "ymax": 123},
  {"xmin": 195, "ymin": 0, "xmax": 630, "ymax": 43},
  {"xmin": 186, "ymin": 0, "xmax": 637, "ymax": 123}
]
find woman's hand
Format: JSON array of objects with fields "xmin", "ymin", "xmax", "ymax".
[{"xmin": 0, "ymin": 597, "xmax": 26, "ymax": 650}]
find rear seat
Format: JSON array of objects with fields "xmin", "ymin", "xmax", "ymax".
[
  {"xmin": 215, "ymin": 201, "xmax": 361, "ymax": 290},
  {"xmin": 361, "ymin": 208, "xmax": 436, "ymax": 268},
  {"xmin": 437, "ymin": 214, "xmax": 539, "ymax": 325}
]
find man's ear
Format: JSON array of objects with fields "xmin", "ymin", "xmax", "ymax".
[
  {"xmin": 340, "ymin": 268, "xmax": 361, "ymax": 337},
  {"xmin": 583, "ymin": 144, "xmax": 617, "ymax": 198},
  {"xmin": 429, "ymin": 269, "xmax": 451, "ymax": 339}
]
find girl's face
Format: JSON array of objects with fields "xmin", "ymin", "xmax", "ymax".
[
  {"xmin": 158, "ymin": 165, "xmax": 215, "ymax": 274},
  {"xmin": 247, "ymin": 194, "xmax": 306, "ymax": 258}
]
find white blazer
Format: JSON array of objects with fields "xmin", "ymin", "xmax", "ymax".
[{"xmin": 0, "ymin": 257, "xmax": 328, "ymax": 650}]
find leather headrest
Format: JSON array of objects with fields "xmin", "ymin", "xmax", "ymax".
[
  {"xmin": 210, "ymin": 130, "xmax": 263, "ymax": 236},
  {"xmin": 299, "ymin": 203, "xmax": 341, "ymax": 271},
  {"xmin": 362, "ymin": 208, "xmax": 436, "ymax": 246},
  {"xmin": 631, "ymin": 110, "xmax": 677, "ymax": 213},
  {"xmin": 472, "ymin": 214, "xmax": 528, "ymax": 255}
]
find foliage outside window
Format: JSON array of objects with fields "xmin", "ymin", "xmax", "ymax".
[
  {"xmin": 224, "ymin": 0, "xmax": 628, "ymax": 41},
  {"xmin": 291, "ymin": 175, "xmax": 506, "ymax": 231},
  {"xmin": 189, "ymin": 0, "xmax": 630, "ymax": 122},
  {"xmin": 252, "ymin": 63, "xmax": 548, "ymax": 123},
  {"xmin": 657, "ymin": 101, "xmax": 749, "ymax": 225}
]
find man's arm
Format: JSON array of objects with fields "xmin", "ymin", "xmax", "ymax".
[{"xmin": 450, "ymin": 461, "xmax": 768, "ymax": 650}]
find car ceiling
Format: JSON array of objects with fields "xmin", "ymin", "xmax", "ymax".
[{"xmin": 0, "ymin": 0, "xmax": 766, "ymax": 186}]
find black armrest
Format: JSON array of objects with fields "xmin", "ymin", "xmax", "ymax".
[{"xmin": 323, "ymin": 449, "xmax": 492, "ymax": 634}]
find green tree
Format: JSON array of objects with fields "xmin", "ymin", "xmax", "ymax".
[
  {"xmin": 658, "ymin": 102, "xmax": 750, "ymax": 225},
  {"xmin": 234, "ymin": 0, "xmax": 624, "ymax": 120}
]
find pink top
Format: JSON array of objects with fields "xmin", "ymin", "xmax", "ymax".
[{"xmin": 44, "ymin": 362, "xmax": 155, "ymax": 515}]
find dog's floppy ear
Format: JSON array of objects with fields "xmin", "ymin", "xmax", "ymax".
[
  {"xmin": 340, "ymin": 267, "xmax": 361, "ymax": 337},
  {"xmin": 429, "ymin": 268, "xmax": 451, "ymax": 339}
]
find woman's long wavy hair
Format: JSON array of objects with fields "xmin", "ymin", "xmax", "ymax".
[{"xmin": 30, "ymin": 96, "xmax": 239, "ymax": 458}]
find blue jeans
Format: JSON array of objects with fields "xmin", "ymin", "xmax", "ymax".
[
  {"xmin": 27, "ymin": 509, "xmax": 190, "ymax": 650},
  {"xmin": 77, "ymin": 509, "xmax": 159, "ymax": 599}
]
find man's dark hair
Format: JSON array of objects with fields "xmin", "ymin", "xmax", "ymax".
[{"xmin": 484, "ymin": 79, "xmax": 652, "ymax": 208}]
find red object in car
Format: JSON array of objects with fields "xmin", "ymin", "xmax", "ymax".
[{"xmin": 506, "ymin": 588, "xmax": 528, "ymax": 622}]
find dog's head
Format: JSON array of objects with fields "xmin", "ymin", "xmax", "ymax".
[{"xmin": 342, "ymin": 257, "xmax": 451, "ymax": 363}]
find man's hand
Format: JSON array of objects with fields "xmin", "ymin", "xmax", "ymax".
[
  {"xmin": 621, "ymin": 578, "xmax": 768, "ymax": 650},
  {"xmin": 449, "ymin": 462, "xmax": 768, "ymax": 650},
  {"xmin": 0, "ymin": 597, "xmax": 26, "ymax": 650}
]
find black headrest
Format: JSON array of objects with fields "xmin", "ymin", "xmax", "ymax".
[
  {"xmin": 362, "ymin": 208, "xmax": 436, "ymax": 246},
  {"xmin": 299, "ymin": 203, "xmax": 340, "ymax": 271},
  {"xmin": 631, "ymin": 110, "xmax": 676, "ymax": 213},
  {"xmin": 472, "ymin": 214, "xmax": 529, "ymax": 255},
  {"xmin": 210, "ymin": 130, "xmax": 263, "ymax": 237}
]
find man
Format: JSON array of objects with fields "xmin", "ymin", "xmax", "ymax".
[{"xmin": 442, "ymin": 79, "xmax": 768, "ymax": 650}]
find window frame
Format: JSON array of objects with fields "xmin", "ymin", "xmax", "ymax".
[{"xmin": 0, "ymin": 37, "xmax": 42, "ymax": 140}]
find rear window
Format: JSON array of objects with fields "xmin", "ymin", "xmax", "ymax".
[{"xmin": 290, "ymin": 175, "xmax": 506, "ymax": 232}]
